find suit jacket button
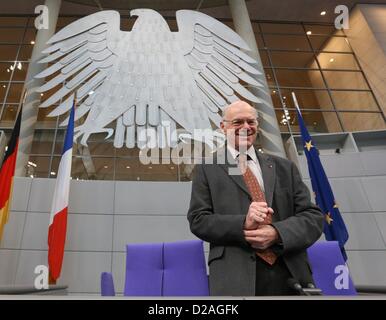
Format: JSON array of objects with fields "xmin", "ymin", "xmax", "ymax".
[{"xmin": 250, "ymin": 254, "xmax": 256, "ymax": 261}]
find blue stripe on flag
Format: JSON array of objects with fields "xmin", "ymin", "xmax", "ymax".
[{"xmin": 62, "ymin": 101, "xmax": 75, "ymax": 155}]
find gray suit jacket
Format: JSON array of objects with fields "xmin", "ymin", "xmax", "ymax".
[{"xmin": 187, "ymin": 149, "xmax": 324, "ymax": 296}]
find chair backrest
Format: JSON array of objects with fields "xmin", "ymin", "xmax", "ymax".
[
  {"xmin": 307, "ymin": 241, "xmax": 357, "ymax": 295},
  {"xmin": 101, "ymin": 272, "xmax": 115, "ymax": 296},
  {"xmin": 123, "ymin": 240, "xmax": 209, "ymax": 296},
  {"xmin": 124, "ymin": 242, "xmax": 163, "ymax": 296},
  {"xmin": 163, "ymin": 240, "xmax": 209, "ymax": 296}
]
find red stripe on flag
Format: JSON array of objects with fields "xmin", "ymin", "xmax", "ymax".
[{"xmin": 48, "ymin": 207, "xmax": 68, "ymax": 280}]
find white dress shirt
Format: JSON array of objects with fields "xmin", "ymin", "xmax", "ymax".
[{"xmin": 227, "ymin": 145, "xmax": 265, "ymax": 193}]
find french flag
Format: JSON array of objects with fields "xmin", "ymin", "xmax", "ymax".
[{"xmin": 48, "ymin": 99, "xmax": 75, "ymax": 282}]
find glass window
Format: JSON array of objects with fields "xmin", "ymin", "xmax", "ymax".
[
  {"xmin": 270, "ymin": 51, "xmax": 316, "ymax": 68},
  {"xmin": 22, "ymin": 28, "xmax": 37, "ymax": 44},
  {"xmin": 36, "ymin": 106, "xmax": 58, "ymax": 128},
  {"xmin": 53, "ymin": 129, "xmax": 65, "ymax": 154},
  {"xmin": 322, "ymin": 71, "xmax": 369, "ymax": 90},
  {"xmin": 264, "ymin": 68, "xmax": 276, "ymax": 87},
  {"xmin": 304, "ymin": 25, "xmax": 344, "ymax": 36},
  {"xmin": 0, "ymin": 44, "xmax": 19, "ymax": 60},
  {"xmin": 18, "ymin": 45, "xmax": 33, "ymax": 61},
  {"xmin": 259, "ymin": 50, "xmax": 270, "ymax": 67},
  {"xmin": 0, "ymin": 17, "xmax": 28, "ymax": 27},
  {"xmin": 0, "ymin": 83, "xmax": 8, "ymax": 102},
  {"xmin": 311, "ymin": 36, "xmax": 352, "ymax": 52},
  {"xmin": 275, "ymin": 88, "xmax": 334, "ymax": 110},
  {"xmin": 0, "ymin": 63, "xmax": 13, "ymax": 81},
  {"xmin": 317, "ymin": 52, "xmax": 359, "ymax": 70},
  {"xmin": 0, "ymin": 28, "xmax": 25, "ymax": 43},
  {"xmin": 26, "ymin": 155, "xmax": 51, "ymax": 178},
  {"xmin": 340, "ymin": 112, "xmax": 386, "ymax": 132},
  {"xmin": 270, "ymin": 88, "xmax": 280, "ymax": 107},
  {"xmin": 0, "ymin": 104, "xmax": 18, "ymax": 124},
  {"xmin": 179, "ymin": 163, "xmax": 195, "ymax": 181},
  {"xmin": 10, "ymin": 61, "xmax": 28, "ymax": 81},
  {"xmin": 115, "ymin": 158, "xmax": 178, "ymax": 181},
  {"xmin": 6, "ymin": 83, "xmax": 24, "ymax": 103},
  {"xmin": 88, "ymin": 157, "xmax": 115, "ymax": 180},
  {"xmin": 331, "ymin": 91, "xmax": 380, "ymax": 111},
  {"xmin": 277, "ymin": 110, "xmax": 343, "ymax": 133},
  {"xmin": 56, "ymin": 17, "xmax": 79, "ymax": 29},
  {"xmin": 274, "ymin": 69, "xmax": 325, "ymax": 88},
  {"xmin": 260, "ymin": 23, "xmax": 304, "ymax": 34},
  {"xmin": 86, "ymin": 132, "xmax": 115, "ymax": 156},
  {"xmin": 255, "ymin": 33, "xmax": 265, "ymax": 48},
  {"xmin": 263, "ymin": 34, "xmax": 312, "ymax": 51},
  {"xmin": 31, "ymin": 129, "xmax": 55, "ymax": 155},
  {"xmin": 71, "ymin": 156, "xmax": 89, "ymax": 180}
]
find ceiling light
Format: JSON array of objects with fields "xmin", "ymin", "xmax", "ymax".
[
  {"xmin": 2, "ymin": 85, "xmax": 6, "ymax": 88},
  {"xmin": 30, "ymin": 40, "xmax": 35, "ymax": 44},
  {"xmin": 306, "ymin": 31, "xmax": 312, "ymax": 35},
  {"xmin": 40, "ymin": 93, "xmax": 44, "ymax": 96},
  {"xmin": 28, "ymin": 161, "xmax": 37, "ymax": 167},
  {"xmin": 50, "ymin": 171, "xmax": 56, "ymax": 176},
  {"xmin": 6, "ymin": 69, "xmax": 10, "ymax": 72},
  {"xmin": 272, "ymin": 90, "xmax": 276, "ymax": 94},
  {"xmin": 17, "ymin": 62, "xmax": 22, "ymax": 70},
  {"xmin": 330, "ymin": 58, "xmax": 335, "ymax": 62},
  {"xmin": 104, "ymin": 165, "xmax": 108, "ymax": 169},
  {"xmin": 126, "ymin": 166, "xmax": 130, "ymax": 169},
  {"xmin": 10, "ymin": 65, "xmax": 14, "ymax": 71},
  {"xmin": 170, "ymin": 166, "xmax": 174, "ymax": 170},
  {"xmin": 30, "ymin": 175, "xmax": 34, "ymax": 178},
  {"xmin": 148, "ymin": 166, "xmax": 152, "ymax": 169},
  {"xmin": 320, "ymin": 11, "xmax": 326, "ymax": 16}
]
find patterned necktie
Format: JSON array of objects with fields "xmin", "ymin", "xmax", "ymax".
[{"xmin": 242, "ymin": 161, "xmax": 277, "ymax": 265}]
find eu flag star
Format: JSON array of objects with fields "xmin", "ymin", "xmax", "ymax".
[{"xmin": 305, "ymin": 140, "xmax": 313, "ymax": 151}]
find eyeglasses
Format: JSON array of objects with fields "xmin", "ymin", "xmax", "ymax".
[{"xmin": 222, "ymin": 118, "xmax": 259, "ymax": 127}]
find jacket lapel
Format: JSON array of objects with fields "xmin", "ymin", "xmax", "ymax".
[
  {"xmin": 257, "ymin": 152, "xmax": 276, "ymax": 207},
  {"xmin": 216, "ymin": 147, "xmax": 251, "ymax": 197},
  {"xmin": 215, "ymin": 147, "xmax": 277, "ymax": 204}
]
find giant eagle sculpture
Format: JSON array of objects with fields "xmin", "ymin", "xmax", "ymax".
[{"xmin": 35, "ymin": 9, "xmax": 262, "ymax": 149}]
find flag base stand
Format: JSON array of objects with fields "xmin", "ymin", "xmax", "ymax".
[{"xmin": 0, "ymin": 284, "xmax": 68, "ymax": 295}]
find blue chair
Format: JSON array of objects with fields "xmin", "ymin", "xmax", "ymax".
[
  {"xmin": 307, "ymin": 241, "xmax": 357, "ymax": 295},
  {"xmin": 101, "ymin": 240, "xmax": 209, "ymax": 296}
]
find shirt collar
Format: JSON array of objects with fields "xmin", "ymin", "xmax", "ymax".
[{"xmin": 227, "ymin": 144, "xmax": 257, "ymax": 164}]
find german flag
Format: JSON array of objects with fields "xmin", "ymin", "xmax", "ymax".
[{"xmin": 0, "ymin": 109, "xmax": 22, "ymax": 242}]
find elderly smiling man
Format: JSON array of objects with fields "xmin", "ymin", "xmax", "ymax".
[{"xmin": 187, "ymin": 100, "xmax": 324, "ymax": 296}]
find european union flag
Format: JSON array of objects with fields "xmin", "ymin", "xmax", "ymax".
[{"xmin": 294, "ymin": 102, "xmax": 349, "ymax": 261}]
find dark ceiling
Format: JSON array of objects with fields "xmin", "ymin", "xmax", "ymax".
[{"xmin": 0, "ymin": 0, "xmax": 385, "ymax": 22}]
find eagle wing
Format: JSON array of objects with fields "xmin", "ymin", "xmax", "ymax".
[
  {"xmin": 176, "ymin": 9, "xmax": 263, "ymax": 122},
  {"xmin": 35, "ymin": 10, "xmax": 122, "ymax": 141}
]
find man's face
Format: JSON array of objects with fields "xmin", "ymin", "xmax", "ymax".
[{"xmin": 220, "ymin": 103, "xmax": 258, "ymax": 151}]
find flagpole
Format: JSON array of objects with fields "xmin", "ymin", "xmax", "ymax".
[
  {"xmin": 48, "ymin": 92, "xmax": 77, "ymax": 286},
  {"xmin": 291, "ymin": 92, "xmax": 301, "ymax": 114}
]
